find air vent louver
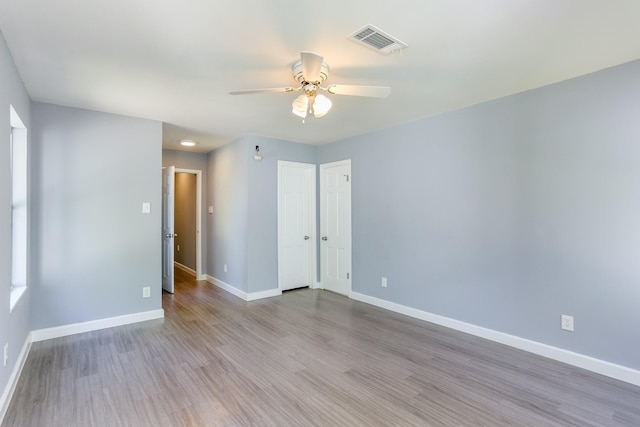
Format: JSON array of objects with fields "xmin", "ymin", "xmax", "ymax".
[{"xmin": 348, "ymin": 25, "xmax": 407, "ymax": 55}]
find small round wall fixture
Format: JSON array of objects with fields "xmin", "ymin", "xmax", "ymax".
[
  {"xmin": 254, "ymin": 145, "xmax": 263, "ymax": 161},
  {"xmin": 180, "ymin": 139, "xmax": 198, "ymax": 147}
]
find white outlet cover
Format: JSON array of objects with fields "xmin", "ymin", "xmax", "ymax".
[{"xmin": 561, "ymin": 314, "xmax": 574, "ymax": 331}]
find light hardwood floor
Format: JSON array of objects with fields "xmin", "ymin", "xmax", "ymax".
[{"xmin": 4, "ymin": 269, "xmax": 640, "ymax": 426}]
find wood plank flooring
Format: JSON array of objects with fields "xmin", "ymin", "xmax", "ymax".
[{"xmin": 3, "ymin": 268, "xmax": 640, "ymax": 426}]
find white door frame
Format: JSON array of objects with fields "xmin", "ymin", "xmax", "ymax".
[
  {"xmin": 175, "ymin": 168, "xmax": 205, "ymax": 280},
  {"xmin": 277, "ymin": 161, "xmax": 317, "ymax": 291}
]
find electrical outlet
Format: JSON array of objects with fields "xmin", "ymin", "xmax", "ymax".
[
  {"xmin": 561, "ymin": 314, "xmax": 574, "ymax": 331},
  {"xmin": 142, "ymin": 286, "xmax": 151, "ymax": 298},
  {"xmin": 3, "ymin": 343, "xmax": 8, "ymax": 366},
  {"xmin": 381, "ymin": 277, "xmax": 388, "ymax": 288},
  {"xmin": 224, "ymin": 264, "xmax": 227, "ymax": 273}
]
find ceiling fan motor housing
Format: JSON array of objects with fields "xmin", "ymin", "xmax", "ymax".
[{"xmin": 292, "ymin": 60, "xmax": 329, "ymax": 84}]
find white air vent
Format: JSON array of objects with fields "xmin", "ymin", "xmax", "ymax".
[{"xmin": 348, "ymin": 25, "xmax": 408, "ymax": 55}]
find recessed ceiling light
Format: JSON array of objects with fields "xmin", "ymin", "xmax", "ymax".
[{"xmin": 180, "ymin": 139, "xmax": 198, "ymax": 147}]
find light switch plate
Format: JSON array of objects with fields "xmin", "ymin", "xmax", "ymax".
[
  {"xmin": 208, "ymin": 206, "xmax": 214, "ymax": 214},
  {"xmin": 142, "ymin": 202, "xmax": 151, "ymax": 214}
]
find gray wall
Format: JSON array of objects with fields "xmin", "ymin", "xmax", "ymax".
[
  {"xmin": 246, "ymin": 136, "xmax": 317, "ymax": 293},
  {"xmin": 207, "ymin": 138, "xmax": 249, "ymax": 291},
  {"xmin": 318, "ymin": 59, "xmax": 640, "ymax": 370},
  {"xmin": 174, "ymin": 173, "xmax": 197, "ymax": 270},
  {"xmin": 162, "ymin": 149, "xmax": 208, "ymax": 276},
  {"xmin": 162, "ymin": 149, "xmax": 208, "ymax": 171},
  {"xmin": 207, "ymin": 136, "xmax": 317, "ymax": 293},
  {"xmin": 30, "ymin": 103, "xmax": 163, "ymax": 329},
  {"xmin": 0, "ymin": 30, "xmax": 32, "ymax": 404}
]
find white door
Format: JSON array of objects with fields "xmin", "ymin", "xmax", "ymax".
[
  {"xmin": 320, "ymin": 160, "xmax": 352, "ymax": 295},
  {"xmin": 278, "ymin": 161, "xmax": 316, "ymax": 291},
  {"xmin": 162, "ymin": 166, "xmax": 175, "ymax": 293}
]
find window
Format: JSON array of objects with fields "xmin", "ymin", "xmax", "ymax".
[{"xmin": 10, "ymin": 105, "xmax": 27, "ymax": 311}]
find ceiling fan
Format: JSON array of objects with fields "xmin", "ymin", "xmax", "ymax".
[{"xmin": 230, "ymin": 51, "xmax": 391, "ymax": 119}]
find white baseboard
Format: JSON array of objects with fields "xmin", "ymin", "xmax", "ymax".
[
  {"xmin": 206, "ymin": 275, "xmax": 247, "ymax": 300},
  {"xmin": 30, "ymin": 309, "xmax": 165, "ymax": 342},
  {"xmin": 206, "ymin": 275, "xmax": 282, "ymax": 301},
  {"xmin": 310, "ymin": 282, "xmax": 323, "ymax": 290},
  {"xmin": 247, "ymin": 289, "xmax": 281, "ymax": 301},
  {"xmin": 350, "ymin": 292, "xmax": 640, "ymax": 387},
  {"xmin": 174, "ymin": 261, "xmax": 205, "ymax": 280},
  {"xmin": 0, "ymin": 336, "xmax": 31, "ymax": 425},
  {"xmin": 174, "ymin": 262, "xmax": 196, "ymax": 277}
]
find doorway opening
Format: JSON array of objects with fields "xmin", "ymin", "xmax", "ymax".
[
  {"xmin": 174, "ymin": 171, "xmax": 200, "ymax": 279},
  {"xmin": 173, "ymin": 168, "xmax": 204, "ymax": 282},
  {"xmin": 162, "ymin": 167, "xmax": 204, "ymax": 294}
]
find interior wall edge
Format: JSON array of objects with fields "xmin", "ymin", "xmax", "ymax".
[{"xmin": 206, "ymin": 275, "xmax": 282, "ymax": 302}]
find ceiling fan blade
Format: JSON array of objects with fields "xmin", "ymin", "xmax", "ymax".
[
  {"xmin": 301, "ymin": 51, "xmax": 324, "ymax": 82},
  {"xmin": 327, "ymin": 84, "xmax": 391, "ymax": 98},
  {"xmin": 229, "ymin": 87, "xmax": 296, "ymax": 95}
]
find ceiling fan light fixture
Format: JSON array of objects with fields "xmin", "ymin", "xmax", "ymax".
[
  {"xmin": 292, "ymin": 94, "xmax": 308, "ymax": 118},
  {"xmin": 313, "ymin": 94, "xmax": 332, "ymax": 118},
  {"xmin": 232, "ymin": 51, "xmax": 390, "ymax": 119}
]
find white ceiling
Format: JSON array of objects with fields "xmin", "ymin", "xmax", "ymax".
[{"xmin": 1, "ymin": 0, "xmax": 640, "ymax": 153}]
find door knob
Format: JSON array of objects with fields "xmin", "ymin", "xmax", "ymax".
[
  {"xmin": 322, "ymin": 236, "xmax": 328, "ymax": 241},
  {"xmin": 304, "ymin": 235, "xmax": 310, "ymax": 240},
  {"xmin": 165, "ymin": 233, "xmax": 177, "ymax": 238}
]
